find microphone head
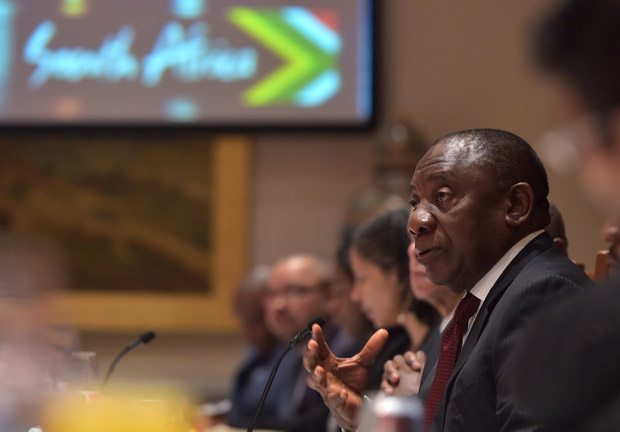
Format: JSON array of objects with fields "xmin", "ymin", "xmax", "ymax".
[
  {"xmin": 307, "ymin": 317, "xmax": 326, "ymax": 330},
  {"xmin": 140, "ymin": 331, "xmax": 156, "ymax": 345}
]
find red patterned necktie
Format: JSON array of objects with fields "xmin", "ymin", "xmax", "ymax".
[{"xmin": 423, "ymin": 292, "xmax": 481, "ymax": 431}]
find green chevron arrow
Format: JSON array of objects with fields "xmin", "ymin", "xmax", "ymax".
[{"xmin": 229, "ymin": 7, "xmax": 338, "ymax": 106}]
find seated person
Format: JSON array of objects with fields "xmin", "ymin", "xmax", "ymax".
[
  {"xmin": 303, "ymin": 128, "xmax": 592, "ymax": 432},
  {"xmin": 261, "ymin": 254, "xmax": 360, "ymax": 432},
  {"xmin": 327, "ymin": 227, "xmax": 374, "ymax": 344},
  {"xmin": 381, "ymin": 241, "xmax": 463, "ymax": 397},
  {"xmin": 227, "ymin": 265, "xmax": 282, "ymax": 429},
  {"xmin": 349, "ymin": 208, "xmax": 439, "ymax": 390}
]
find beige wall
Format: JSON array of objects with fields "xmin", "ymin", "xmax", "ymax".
[{"xmin": 251, "ymin": 0, "xmax": 606, "ymax": 269}]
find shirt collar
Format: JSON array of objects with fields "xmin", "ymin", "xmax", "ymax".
[
  {"xmin": 440, "ymin": 307, "xmax": 457, "ymax": 332},
  {"xmin": 469, "ymin": 229, "xmax": 545, "ymax": 304}
]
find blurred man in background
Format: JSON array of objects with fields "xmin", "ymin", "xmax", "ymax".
[
  {"xmin": 263, "ymin": 254, "xmax": 359, "ymax": 432},
  {"xmin": 510, "ymin": 1, "xmax": 620, "ymax": 430},
  {"xmin": 227, "ymin": 265, "xmax": 281, "ymax": 429}
]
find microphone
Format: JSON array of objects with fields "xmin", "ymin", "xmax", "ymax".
[
  {"xmin": 102, "ymin": 331, "xmax": 157, "ymax": 388},
  {"xmin": 126, "ymin": 331, "xmax": 156, "ymax": 350},
  {"xmin": 289, "ymin": 316, "xmax": 325, "ymax": 347},
  {"xmin": 246, "ymin": 317, "xmax": 325, "ymax": 432}
]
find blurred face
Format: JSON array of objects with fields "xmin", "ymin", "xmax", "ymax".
[
  {"xmin": 234, "ymin": 291, "xmax": 274, "ymax": 353},
  {"xmin": 408, "ymin": 139, "xmax": 508, "ymax": 292},
  {"xmin": 566, "ymin": 109, "xmax": 620, "ymax": 216},
  {"xmin": 327, "ymin": 266, "xmax": 371, "ymax": 337},
  {"xmin": 545, "ymin": 95, "xmax": 620, "ymax": 216},
  {"xmin": 264, "ymin": 257, "xmax": 329, "ymax": 342},
  {"xmin": 579, "ymin": 142, "xmax": 620, "ymax": 217},
  {"xmin": 349, "ymin": 248, "xmax": 401, "ymax": 328}
]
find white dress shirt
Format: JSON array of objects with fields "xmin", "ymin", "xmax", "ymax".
[{"xmin": 462, "ymin": 229, "xmax": 545, "ymax": 345}]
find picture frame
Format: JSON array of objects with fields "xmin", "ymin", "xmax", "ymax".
[{"xmin": 1, "ymin": 134, "xmax": 250, "ymax": 333}]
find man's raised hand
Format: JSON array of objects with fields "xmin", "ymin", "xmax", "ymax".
[{"xmin": 303, "ymin": 325, "xmax": 389, "ymax": 431}]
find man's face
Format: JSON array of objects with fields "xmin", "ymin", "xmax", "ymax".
[
  {"xmin": 408, "ymin": 139, "xmax": 508, "ymax": 292},
  {"xmin": 264, "ymin": 257, "xmax": 329, "ymax": 342}
]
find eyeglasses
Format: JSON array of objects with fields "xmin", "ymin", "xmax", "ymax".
[
  {"xmin": 538, "ymin": 112, "xmax": 611, "ymax": 176},
  {"xmin": 265, "ymin": 283, "xmax": 327, "ymax": 302}
]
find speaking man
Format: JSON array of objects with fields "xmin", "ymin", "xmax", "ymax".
[{"xmin": 303, "ymin": 128, "xmax": 593, "ymax": 431}]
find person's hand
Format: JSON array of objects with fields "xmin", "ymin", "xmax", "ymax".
[
  {"xmin": 380, "ymin": 350, "xmax": 426, "ymax": 397},
  {"xmin": 303, "ymin": 324, "xmax": 388, "ymax": 431}
]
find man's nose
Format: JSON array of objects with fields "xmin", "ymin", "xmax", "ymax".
[
  {"xmin": 270, "ymin": 292, "xmax": 288, "ymax": 310},
  {"xmin": 408, "ymin": 205, "xmax": 436, "ymax": 237}
]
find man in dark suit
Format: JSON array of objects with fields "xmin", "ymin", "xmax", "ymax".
[
  {"xmin": 303, "ymin": 128, "xmax": 593, "ymax": 431},
  {"xmin": 263, "ymin": 253, "xmax": 362, "ymax": 432}
]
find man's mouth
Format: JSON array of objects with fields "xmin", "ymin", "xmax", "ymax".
[{"xmin": 416, "ymin": 248, "xmax": 438, "ymax": 264}]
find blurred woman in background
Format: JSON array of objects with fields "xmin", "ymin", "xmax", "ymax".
[{"xmin": 349, "ymin": 208, "xmax": 439, "ymax": 389}]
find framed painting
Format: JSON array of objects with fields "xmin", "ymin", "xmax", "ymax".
[{"xmin": 0, "ymin": 133, "xmax": 249, "ymax": 333}]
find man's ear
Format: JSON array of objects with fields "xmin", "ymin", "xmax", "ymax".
[{"xmin": 505, "ymin": 182, "xmax": 535, "ymax": 228}]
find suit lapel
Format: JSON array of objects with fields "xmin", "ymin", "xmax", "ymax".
[
  {"xmin": 419, "ymin": 339, "xmax": 440, "ymax": 401},
  {"xmin": 431, "ymin": 233, "xmax": 554, "ymax": 430}
]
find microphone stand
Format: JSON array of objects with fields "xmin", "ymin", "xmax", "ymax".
[
  {"xmin": 101, "ymin": 331, "xmax": 156, "ymax": 388},
  {"xmin": 246, "ymin": 318, "xmax": 325, "ymax": 432},
  {"xmin": 246, "ymin": 340, "xmax": 296, "ymax": 432},
  {"xmin": 102, "ymin": 346, "xmax": 132, "ymax": 388}
]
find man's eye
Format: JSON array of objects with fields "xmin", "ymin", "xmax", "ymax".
[
  {"xmin": 410, "ymin": 200, "xmax": 418, "ymax": 210},
  {"xmin": 438, "ymin": 192, "xmax": 448, "ymax": 202}
]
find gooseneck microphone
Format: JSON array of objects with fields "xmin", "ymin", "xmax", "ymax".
[
  {"xmin": 246, "ymin": 317, "xmax": 325, "ymax": 432},
  {"xmin": 102, "ymin": 331, "xmax": 156, "ymax": 388}
]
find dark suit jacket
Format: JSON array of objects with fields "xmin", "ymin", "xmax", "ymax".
[
  {"xmin": 418, "ymin": 233, "xmax": 593, "ymax": 432},
  {"xmin": 511, "ymin": 275, "xmax": 620, "ymax": 432}
]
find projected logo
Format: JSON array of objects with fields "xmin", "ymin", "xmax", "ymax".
[{"xmin": 229, "ymin": 7, "xmax": 341, "ymax": 107}]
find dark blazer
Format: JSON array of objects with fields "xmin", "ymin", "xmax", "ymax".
[
  {"xmin": 418, "ymin": 232, "xmax": 593, "ymax": 432},
  {"xmin": 511, "ymin": 275, "xmax": 620, "ymax": 431}
]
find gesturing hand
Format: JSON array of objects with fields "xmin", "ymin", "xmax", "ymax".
[{"xmin": 303, "ymin": 324, "xmax": 389, "ymax": 431}]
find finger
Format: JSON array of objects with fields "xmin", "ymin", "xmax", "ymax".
[
  {"xmin": 414, "ymin": 350, "xmax": 427, "ymax": 370},
  {"xmin": 314, "ymin": 365, "xmax": 328, "ymax": 389},
  {"xmin": 322, "ymin": 382, "xmax": 348, "ymax": 411},
  {"xmin": 393, "ymin": 354, "xmax": 408, "ymax": 369},
  {"xmin": 404, "ymin": 351, "xmax": 422, "ymax": 371},
  {"xmin": 383, "ymin": 359, "xmax": 400, "ymax": 384},
  {"xmin": 312, "ymin": 323, "xmax": 334, "ymax": 361},
  {"xmin": 357, "ymin": 328, "xmax": 389, "ymax": 368},
  {"xmin": 303, "ymin": 338, "xmax": 319, "ymax": 373},
  {"xmin": 380, "ymin": 378, "xmax": 395, "ymax": 395},
  {"xmin": 403, "ymin": 351, "xmax": 417, "ymax": 366},
  {"xmin": 306, "ymin": 365, "xmax": 327, "ymax": 392}
]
